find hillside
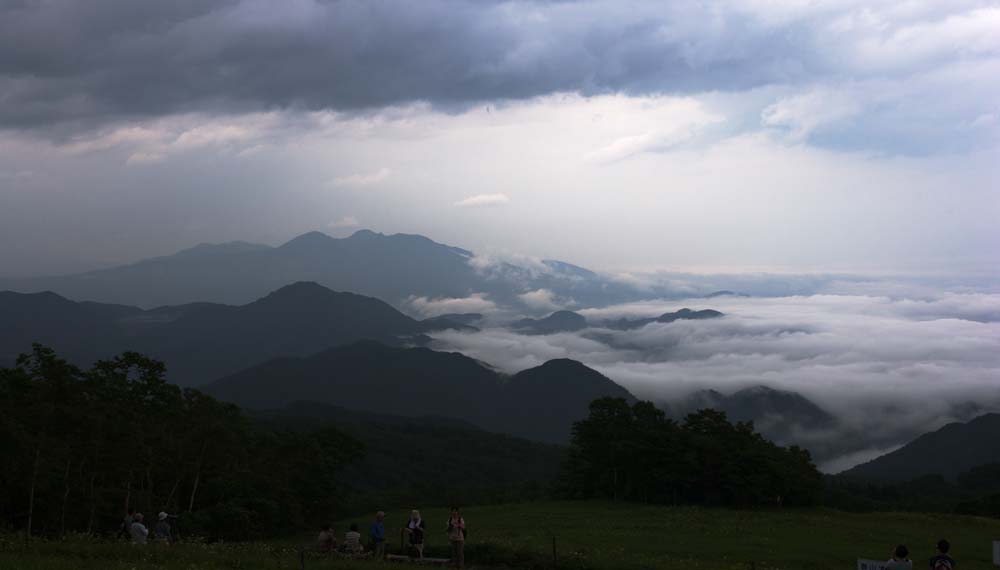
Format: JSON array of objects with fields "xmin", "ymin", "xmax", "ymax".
[
  {"xmin": 0, "ymin": 282, "xmax": 439, "ymax": 384},
  {"xmin": 842, "ymin": 413, "xmax": 1000, "ymax": 481},
  {"xmin": 255, "ymin": 402, "xmax": 565, "ymax": 510},
  {"xmin": 205, "ymin": 342, "xmax": 636, "ymax": 443},
  {"xmin": 0, "ymin": 229, "xmax": 649, "ymax": 308}
]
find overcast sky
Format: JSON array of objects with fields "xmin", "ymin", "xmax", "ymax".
[{"xmin": 1, "ymin": 0, "xmax": 998, "ymax": 278}]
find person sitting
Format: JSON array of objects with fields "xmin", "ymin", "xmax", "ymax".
[
  {"xmin": 405, "ymin": 509, "xmax": 426, "ymax": 558},
  {"xmin": 318, "ymin": 524, "xmax": 337, "ymax": 554},
  {"xmin": 129, "ymin": 513, "xmax": 149, "ymax": 545},
  {"xmin": 929, "ymin": 539, "xmax": 955, "ymax": 570},
  {"xmin": 886, "ymin": 544, "xmax": 913, "ymax": 569},
  {"xmin": 343, "ymin": 523, "xmax": 364, "ymax": 555}
]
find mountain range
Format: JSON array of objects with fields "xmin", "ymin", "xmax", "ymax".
[
  {"xmin": 0, "ymin": 229, "xmax": 654, "ymax": 310},
  {"xmin": 205, "ymin": 341, "xmax": 636, "ymax": 443},
  {"xmin": 841, "ymin": 413, "xmax": 1000, "ymax": 482},
  {"xmin": 0, "ymin": 282, "xmax": 450, "ymax": 385}
]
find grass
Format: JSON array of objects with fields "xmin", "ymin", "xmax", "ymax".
[{"xmin": 4, "ymin": 501, "xmax": 1000, "ymax": 569}]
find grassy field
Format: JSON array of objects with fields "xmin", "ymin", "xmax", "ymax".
[{"xmin": 3, "ymin": 501, "xmax": 1000, "ymax": 569}]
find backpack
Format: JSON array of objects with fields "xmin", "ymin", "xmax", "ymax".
[{"xmin": 933, "ymin": 557, "xmax": 954, "ymax": 570}]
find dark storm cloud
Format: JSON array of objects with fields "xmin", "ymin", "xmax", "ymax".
[{"xmin": 0, "ymin": 0, "xmax": 824, "ymax": 130}]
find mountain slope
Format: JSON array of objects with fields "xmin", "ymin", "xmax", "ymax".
[
  {"xmin": 605, "ymin": 308, "xmax": 724, "ymax": 330},
  {"xmin": 1, "ymin": 282, "xmax": 433, "ymax": 384},
  {"xmin": 841, "ymin": 413, "xmax": 1000, "ymax": 482},
  {"xmin": 204, "ymin": 342, "xmax": 637, "ymax": 443},
  {"xmin": 513, "ymin": 310, "xmax": 588, "ymax": 334},
  {"xmin": 0, "ymin": 230, "xmax": 648, "ymax": 309}
]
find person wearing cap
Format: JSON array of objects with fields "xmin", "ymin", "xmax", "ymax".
[
  {"xmin": 129, "ymin": 513, "xmax": 149, "ymax": 545},
  {"xmin": 154, "ymin": 512, "xmax": 173, "ymax": 543}
]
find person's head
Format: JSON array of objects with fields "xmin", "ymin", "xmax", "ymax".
[
  {"xmin": 350, "ymin": 523, "xmax": 359, "ymax": 532},
  {"xmin": 411, "ymin": 510, "xmax": 420, "ymax": 520},
  {"xmin": 158, "ymin": 512, "xmax": 168, "ymax": 521},
  {"xmin": 321, "ymin": 524, "xmax": 331, "ymax": 531},
  {"xmin": 375, "ymin": 511, "xmax": 385, "ymax": 522},
  {"xmin": 893, "ymin": 545, "xmax": 909, "ymax": 559},
  {"xmin": 937, "ymin": 539, "xmax": 950, "ymax": 554},
  {"xmin": 134, "ymin": 513, "xmax": 144, "ymax": 522},
  {"xmin": 450, "ymin": 506, "xmax": 460, "ymax": 518}
]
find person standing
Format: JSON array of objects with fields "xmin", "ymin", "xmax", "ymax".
[
  {"xmin": 129, "ymin": 513, "xmax": 149, "ymax": 545},
  {"xmin": 929, "ymin": 539, "xmax": 956, "ymax": 570},
  {"xmin": 118, "ymin": 508, "xmax": 136, "ymax": 540},
  {"xmin": 154, "ymin": 512, "xmax": 173, "ymax": 544},
  {"xmin": 446, "ymin": 506, "xmax": 466, "ymax": 570},
  {"xmin": 405, "ymin": 509, "xmax": 426, "ymax": 558},
  {"xmin": 370, "ymin": 511, "xmax": 386, "ymax": 559}
]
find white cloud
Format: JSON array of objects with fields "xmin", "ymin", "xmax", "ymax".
[
  {"xmin": 329, "ymin": 167, "xmax": 390, "ymax": 188},
  {"xmin": 453, "ymin": 193, "xmax": 510, "ymax": 208},
  {"xmin": 430, "ymin": 291, "xmax": 1000, "ymax": 470},
  {"xmin": 327, "ymin": 216, "xmax": 360, "ymax": 229},
  {"xmin": 406, "ymin": 293, "xmax": 498, "ymax": 318},
  {"xmin": 518, "ymin": 289, "xmax": 566, "ymax": 312}
]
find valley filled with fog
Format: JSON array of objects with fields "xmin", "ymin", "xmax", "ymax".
[{"xmin": 427, "ymin": 285, "xmax": 1000, "ymax": 473}]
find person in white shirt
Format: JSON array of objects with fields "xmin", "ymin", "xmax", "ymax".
[
  {"xmin": 886, "ymin": 544, "xmax": 913, "ymax": 569},
  {"xmin": 129, "ymin": 512, "xmax": 149, "ymax": 545}
]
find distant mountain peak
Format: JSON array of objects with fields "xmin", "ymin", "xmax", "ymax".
[
  {"xmin": 261, "ymin": 281, "xmax": 336, "ymax": 299},
  {"xmin": 279, "ymin": 230, "xmax": 337, "ymax": 249}
]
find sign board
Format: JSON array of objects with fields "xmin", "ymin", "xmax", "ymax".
[
  {"xmin": 857, "ymin": 559, "xmax": 888, "ymax": 570},
  {"xmin": 993, "ymin": 541, "xmax": 999, "ymax": 566}
]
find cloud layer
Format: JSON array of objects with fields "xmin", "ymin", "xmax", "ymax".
[
  {"xmin": 2, "ymin": 0, "xmax": 997, "ymax": 154},
  {"xmin": 429, "ymin": 290, "xmax": 1000, "ymax": 471}
]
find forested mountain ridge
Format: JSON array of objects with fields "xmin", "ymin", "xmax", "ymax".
[
  {"xmin": 205, "ymin": 341, "xmax": 636, "ymax": 444},
  {"xmin": 841, "ymin": 413, "xmax": 1000, "ymax": 482},
  {"xmin": 1, "ymin": 282, "xmax": 446, "ymax": 385}
]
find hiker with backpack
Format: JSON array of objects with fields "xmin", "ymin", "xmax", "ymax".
[
  {"xmin": 446, "ymin": 506, "xmax": 466, "ymax": 570},
  {"xmin": 929, "ymin": 539, "xmax": 955, "ymax": 570}
]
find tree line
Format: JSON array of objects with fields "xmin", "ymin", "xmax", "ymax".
[
  {"xmin": 555, "ymin": 398, "xmax": 824, "ymax": 506},
  {"xmin": 0, "ymin": 344, "xmax": 362, "ymax": 540}
]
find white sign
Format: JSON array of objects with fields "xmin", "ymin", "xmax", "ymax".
[
  {"xmin": 857, "ymin": 559, "xmax": 888, "ymax": 570},
  {"xmin": 992, "ymin": 541, "xmax": 999, "ymax": 566}
]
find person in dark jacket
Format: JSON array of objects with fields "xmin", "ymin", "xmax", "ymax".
[
  {"xmin": 929, "ymin": 539, "xmax": 956, "ymax": 570},
  {"xmin": 405, "ymin": 509, "xmax": 426, "ymax": 558}
]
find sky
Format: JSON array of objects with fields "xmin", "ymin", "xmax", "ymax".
[{"xmin": 1, "ymin": 0, "xmax": 999, "ymax": 278}]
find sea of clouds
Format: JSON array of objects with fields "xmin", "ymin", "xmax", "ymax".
[{"xmin": 428, "ymin": 285, "xmax": 1000, "ymax": 472}]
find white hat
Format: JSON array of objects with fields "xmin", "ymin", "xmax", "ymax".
[{"xmin": 158, "ymin": 512, "xmax": 168, "ymax": 521}]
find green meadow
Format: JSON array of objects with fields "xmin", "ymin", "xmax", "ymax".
[{"xmin": 4, "ymin": 501, "xmax": 1000, "ymax": 569}]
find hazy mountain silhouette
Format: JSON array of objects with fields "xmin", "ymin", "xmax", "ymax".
[
  {"xmin": 0, "ymin": 229, "xmax": 649, "ymax": 309},
  {"xmin": 661, "ymin": 385, "xmax": 837, "ymax": 459},
  {"xmin": 604, "ymin": 308, "xmax": 724, "ymax": 330},
  {"xmin": 513, "ymin": 310, "xmax": 588, "ymax": 334},
  {"xmin": 840, "ymin": 413, "xmax": 1000, "ymax": 481},
  {"xmin": 205, "ymin": 341, "xmax": 636, "ymax": 443},
  {"xmin": 1, "ymin": 282, "xmax": 439, "ymax": 384}
]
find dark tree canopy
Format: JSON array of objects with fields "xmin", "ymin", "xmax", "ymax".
[
  {"xmin": 556, "ymin": 397, "xmax": 823, "ymax": 507},
  {"xmin": 0, "ymin": 344, "xmax": 363, "ymax": 540}
]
